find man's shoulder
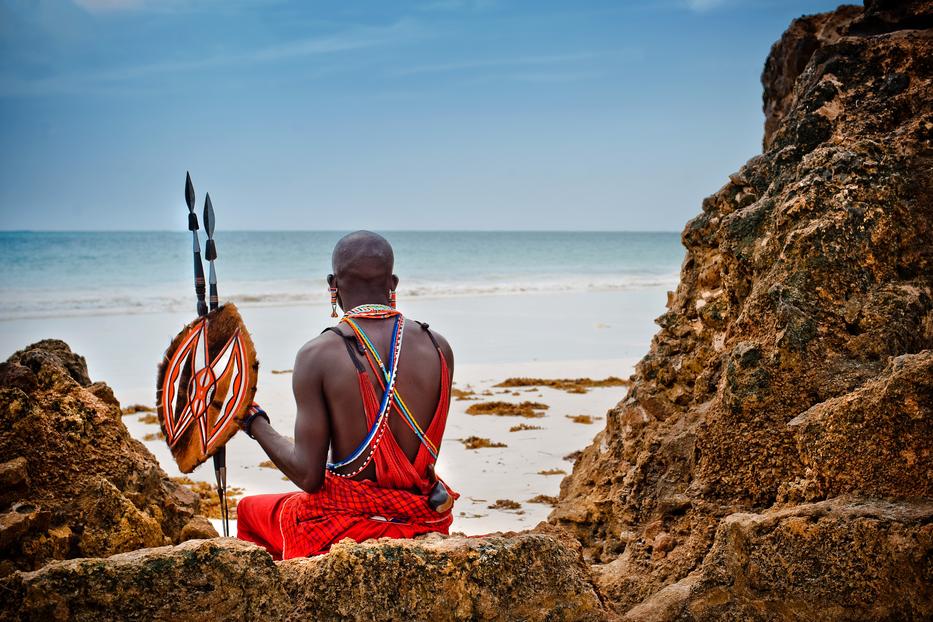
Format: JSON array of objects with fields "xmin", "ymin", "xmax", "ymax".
[
  {"xmin": 411, "ymin": 320, "xmax": 454, "ymax": 366},
  {"xmin": 294, "ymin": 329, "xmax": 346, "ymax": 371}
]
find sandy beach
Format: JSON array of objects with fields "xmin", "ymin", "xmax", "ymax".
[
  {"xmin": 123, "ymin": 357, "xmax": 636, "ymax": 535},
  {"xmin": 0, "ymin": 287, "xmax": 666, "ymax": 535}
]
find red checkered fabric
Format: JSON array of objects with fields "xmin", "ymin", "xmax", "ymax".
[
  {"xmin": 277, "ymin": 471, "xmax": 455, "ymax": 558},
  {"xmin": 251, "ymin": 331, "xmax": 458, "ymax": 558}
]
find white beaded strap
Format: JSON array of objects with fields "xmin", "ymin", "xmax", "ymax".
[{"xmin": 327, "ymin": 315, "xmax": 405, "ymax": 477}]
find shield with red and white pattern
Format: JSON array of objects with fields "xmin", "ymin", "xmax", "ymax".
[{"xmin": 156, "ymin": 303, "xmax": 258, "ymax": 473}]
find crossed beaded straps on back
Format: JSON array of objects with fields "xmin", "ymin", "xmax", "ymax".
[
  {"xmin": 325, "ymin": 304, "xmax": 449, "ymax": 482},
  {"xmin": 325, "ymin": 305, "xmax": 405, "ymax": 478},
  {"xmin": 342, "ymin": 317, "xmax": 440, "ymax": 461}
]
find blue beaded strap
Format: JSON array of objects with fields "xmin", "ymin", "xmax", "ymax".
[
  {"xmin": 326, "ymin": 315, "xmax": 403, "ymax": 472},
  {"xmin": 343, "ymin": 318, "xmax": 438, "ymax": 460}
]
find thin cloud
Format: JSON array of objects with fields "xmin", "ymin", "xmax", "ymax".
[
  {"xmin": 73, "ymin": 0, "xmax": 143, "ymax": 12},
  {"xmin": 419, "ymin": 0, "xmax": 498, "ymax": 12},
  {"xmin": 510, "ymin": 70, "xmax": 602, "ymax": 84},
  {"xmin": 683, "ymin": 0, "xmax": 729, "ymax": 12},
  {"xmin": 638, "ymin": 0, "xmax": 733, "ymax": 13},
  {"xmin": 71, "ymin": 0, "xmax": 270, "ymax": 14},
  {"xmin": 1, "ymin": 19, "xmax": 420, "ymax": 97},
  {"xmin": 393, "ymin": 51, "xmax": 601, "ymax": 77},
  {"xmin": 247, "ymin": 21, "xmax": 418, "ymax": 63}
]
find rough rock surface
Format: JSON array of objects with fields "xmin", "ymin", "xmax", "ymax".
[
  {"xmin": 623, "ymin": 499, "xmax": 933, "ymax": 621},
  {"xmin": 551, "ymin": 0, "xmax": 933, "ymax": 618},
  {"xmin": 0, "ymin": 538, "xmax": 286, "ymax": 622},
  {"xmin": 3, "ymin": 2, "xmax": 933, "ymax": 620},
  {"xmin": 0, "ymin": 529, "xmax": 610, "ymax": 622},
  {"xmin": 278, "ymin": 525, "xmax": 606, "ymax": 621},
  {"xmin": 0, "ymin": 340, "xmax": 613, "ymax": 621},
  {"xmin": 0, "ymin": 340, "xmax": 216, "ymax": 574}
]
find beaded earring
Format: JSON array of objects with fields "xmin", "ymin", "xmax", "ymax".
[
  {"xmin": 389, "ymin": 289, "xmax": 397, "ymax": 309},
  {"xmin": 329, "ymin": 287, "xmax": 338, "ymax": 318}
]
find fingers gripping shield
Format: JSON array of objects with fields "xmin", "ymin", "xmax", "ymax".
[{"xmin": 157, "ymin": 303, "xmax": 258, "ymax": 473}]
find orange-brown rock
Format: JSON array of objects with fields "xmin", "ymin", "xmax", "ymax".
[
  {"xmin": 0, "ymin": 340, "xmax": 217, "ymax": 574},
  {"xmin": 623, "ymin": 499, "xmax": 933, "ymax": 621},
  {"xmin": 552, "ymin": 0, "xmax": 933, "ymax": 618},
  {"xmin": 2, "ymin": 2, "xmax": 932, "ymax": 619},
  {"xmin": 0, "ymin": 529, "xmax": 611, "ymax": 622}
]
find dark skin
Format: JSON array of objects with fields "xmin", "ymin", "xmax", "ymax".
[{"xmin": 248, "ymin": 231, "xmax": 454, "ymax": 493}]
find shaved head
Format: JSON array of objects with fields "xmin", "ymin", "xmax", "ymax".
[
  {"xmin": 329, "ymin": 232, "xmax": 397, "ymax": 310},
  {"xmin": 332, "ymin": 231, "xmax": 394, "ymax": 281}
]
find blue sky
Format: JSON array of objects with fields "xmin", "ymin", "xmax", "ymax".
[{"xmin": 0, "ymin": 0, "xmax": 845, "ymax": 231}]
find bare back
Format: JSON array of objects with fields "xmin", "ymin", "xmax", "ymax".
[{"xmin": 296, "ymin": 317, "xmax": 454, "ymax": 483}]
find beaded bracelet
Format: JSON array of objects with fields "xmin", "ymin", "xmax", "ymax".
[{"xmin": 242, "ymin": 408, "xmax": 269, "ymax": 439}]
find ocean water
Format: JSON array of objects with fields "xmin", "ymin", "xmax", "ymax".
[{"xmin": 0, "ymin": 231, "xmax": 683, "ymax": 320}]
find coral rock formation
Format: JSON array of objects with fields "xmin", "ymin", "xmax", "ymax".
[
  {"xmin": 0, "ymin": 529, "xmax": 609, "ymax": 622},
  {"xmin": 0, "ymin": 341, "xmax": 611, "ymax": 620},
  {"xmin": 552, "ymin": 0, "xmax": 933, "ymax": 617},
  {"xmin": 0, "ymin": 340, "xmax": 216, "ymax": 574},
  {"xmin": 2, "ymin": 2, "xmax": 932, "ymax": 620}
]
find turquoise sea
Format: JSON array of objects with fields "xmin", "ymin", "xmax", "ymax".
[{"xmin": 0, "ymin": 231, "xmax": 683, "ymax": 320}]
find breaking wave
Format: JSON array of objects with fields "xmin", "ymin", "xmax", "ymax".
[{"xmin": 0, "ymin": 272, "xmax": 679, "ymax": 320}]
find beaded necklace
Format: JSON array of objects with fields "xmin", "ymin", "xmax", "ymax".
[
  {"xmin": 343, "ymin": 303, "xmax": 398, "ymax": 319},
  {"xmin": 325, "ymin": 305, "xmax": 405, "ymax": 477}
]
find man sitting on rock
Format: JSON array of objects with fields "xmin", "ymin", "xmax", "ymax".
[{"xmin": 235, "ymin": 231, "xmax": 457, "ymax": 559}]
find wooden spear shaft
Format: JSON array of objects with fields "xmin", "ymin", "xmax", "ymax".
[{"xmin": 202, "ymin": 191, "xmax": 229, "ymax": 537}]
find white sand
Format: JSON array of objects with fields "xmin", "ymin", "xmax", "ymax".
[
  {"xmin": 2, "ymin": 288, "xmax": 666, "ymax": 536},
  {"xmin": 124, "ymin": 358, "xmax": 635, "ymax": 535}
]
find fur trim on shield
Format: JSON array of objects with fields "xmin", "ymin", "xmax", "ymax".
[{"xmin": 156, "ymin": 303, "xmax": 259, "ymax": 473}]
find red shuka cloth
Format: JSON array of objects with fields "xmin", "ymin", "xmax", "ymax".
[{"xmin": 237, "ymin": 333, "xmax": 457, "ymax": 559}]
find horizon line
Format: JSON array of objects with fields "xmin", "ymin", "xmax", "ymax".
[{"xmin": 0, "ymin": 228, "xmax": 683, "ymax": 234}]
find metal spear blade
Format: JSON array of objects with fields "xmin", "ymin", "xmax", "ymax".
[
  {"xmin": 203, "ymin": 192, "xmax": 218, "ymax": 309},
  {"xmin": 203, "ymin": 193, "xmax": 215, "ymax": 238},
  {"xmin": 185, "ymin": 172, "xmax": 196, "ymax": 213}
]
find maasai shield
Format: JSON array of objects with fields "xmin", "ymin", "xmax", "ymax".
[{"xmin": 157, "ymin": 303, "xmax": 258, "ymax": 473}]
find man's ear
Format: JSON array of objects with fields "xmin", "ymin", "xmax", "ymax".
[
  {"xmin": 327, "ymin": 274, "xmax": 335, "ymax": 288},
  {"xmin": 391, "ymin": 274, "xmax": 399, "ymax": 291}
]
